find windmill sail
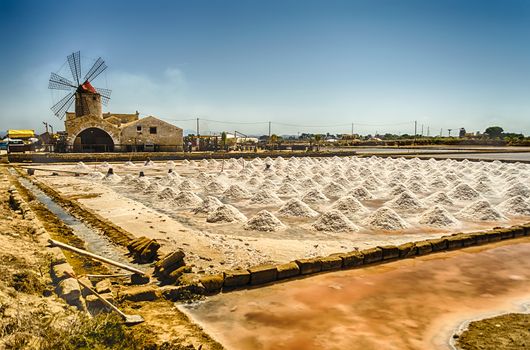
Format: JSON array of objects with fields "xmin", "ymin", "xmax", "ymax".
[
  {"xmin": 67, "ymin": 51, "xmax": 82, "ymax": 85},
  {"xmin": 51, "ymin": 92, "xmax": 75, "ymax": 119},
  {"xmin": 48, "ymin": 72, "xmax": 77, "ymax": 90},
  {"xmin": 84, "ymin": 57, "xmax": 107, "ymax": 83}
]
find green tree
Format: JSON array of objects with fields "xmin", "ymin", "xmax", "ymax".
[
  {"xmin": 221, "ymin": 131, "xmax": 227, "ymax": 150},
  {"xmin": 484, "ymin": 126, "xmax": 504, "ymax": 138}
]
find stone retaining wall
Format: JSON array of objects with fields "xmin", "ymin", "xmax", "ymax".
[
  {"xmin": 7, "ymin": 186, "xmax": 85, "ymax": 309},
  {"xmin": 195, "ymin": 225, "xmax": 530, "ymax": 294}
]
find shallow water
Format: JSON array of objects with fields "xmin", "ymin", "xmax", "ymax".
[
  {"xmin": 16, "ymin": 173, "xmax": 145, "ymax": 271},
  {"xmin": 182, "ymin": 238, "xmax": 530, "ymax": 350}
]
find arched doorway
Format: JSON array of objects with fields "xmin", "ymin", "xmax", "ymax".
[{"xmin": 73, "ymin": 128, "xmax": 114, "ymax": 152}]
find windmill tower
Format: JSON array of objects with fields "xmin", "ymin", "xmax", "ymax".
[{"xmin": 48, "ymin": 51, "xmax": 112, "ymax": 119}]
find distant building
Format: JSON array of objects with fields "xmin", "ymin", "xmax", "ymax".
[
  {"xmin": 64, "ymin": 109, "xmax": 183, "ymax": 152},
  {"xmin": 459, "ymin": 128, "xmax": 466, "ymax": 138}
]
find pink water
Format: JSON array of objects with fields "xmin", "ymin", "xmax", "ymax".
[{"xmin": 183, "ymin": 238, "xmax": 530, "ymax": 350}]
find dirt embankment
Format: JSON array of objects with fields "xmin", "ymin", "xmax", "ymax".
[
  {"xmin": 455, "ymin": 313, "xmax": 530, "ymax": 350},
  {"xmin": 2, "ymin": 166, "xmax": 224, "ymax": 350}
]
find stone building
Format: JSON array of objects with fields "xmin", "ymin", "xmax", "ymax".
[{"xmin": 64, "ymin": 108, "xmax": 183, "ymax": 152}]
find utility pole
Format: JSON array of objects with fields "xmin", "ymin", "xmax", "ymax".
[
  {"xmin": 196, "ymin": 117, "xmax": 200, "ymax": 137},
  {"xmin": 421, "ymin": 124, "xmax": 424, "ymax": 136},
  {"xmin": 440, "ymin": 128, "xmax": 443, "ymax": 137},
  {"xmin": 196, "ymin": 117, "xmax": 200, "ymax": 152},
  {"xmin": 427, "ymin": 127, "xmax": 430, "ymax": 136},
  {"xmin": 268, "ymin": 121, "xmax": 271, "ymax": 139},
  {"xmin": 448, "ymin": 129, "xmax": 452, "ymax": 137},
  {"xmin": 42, "ymin": 122, "xmax": 48, "ymax": 133},
  {"xmin": 351, "ymin": 123, "xmax": 354, "ymax": 136},
  {"xmin": 414, "ymin": 120, "xmax": 418, "ymax": 144}
]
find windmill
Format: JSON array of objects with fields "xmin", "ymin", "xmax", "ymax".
[{"xmin": 48, "ymin": 51, "xmax": 111, "ymax": 120}]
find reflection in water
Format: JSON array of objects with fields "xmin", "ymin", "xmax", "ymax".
[{"xmin": 183, "ymin": 238, "xmax": 530, "ymax": 350}]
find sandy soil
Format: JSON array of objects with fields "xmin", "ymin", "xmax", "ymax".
[
  {"xmin": 181, "ymin": 237, "xmax": 530, "ymax": 350},
  {"xmin": 29, "ymin": 156, "xmax": 530, "ymax": 274}
]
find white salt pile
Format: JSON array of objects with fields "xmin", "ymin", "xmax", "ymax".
[
  {"xmin": 174, "ymin": 191, "xmax": 203, "ymax": 207},
  {"xmin": 276, "ymin": 183, "xmax": 299, "ymax": 197},
  {"xmin": 74, "ymin": 161, "xmax": 90, "ymax": 171},
  {"xmin": 449, "ymin": 183, "xmax": 481, "ymax": 201},
  {"xmin": 206, "ymin": 204, "xmax": 247, "ymax": 223},
  {"xmin": 363, "ymin": 207, "xmax": 408, "ymax": 230},
  {"xmin": 457, "ymin": 200, "xmax": 506, "ymax": 221},
  {"xmin": 312, "ymin": 210, "xmax": 358, "ymax": 232},
  {"xmin": 193, "ymin": 196, "xmax": 223, "ymax": 214},
  {"xmin": 223, "ymin": 184, "xmax": 251, "ymax": 199},
  {"xmin": 418, "ymin": 205, "xmax": 458, "ymax": 227},
  {"xmin": 497, "ymin": 196, "xmax": 530, "ymax": 216},
  {"xmin": 331, "ymin": 196, "xmax": 368, "ymax": 217},
  {"xmin": 348, "ymin": 186, "xmax": 373, "ymax": 200},
  {"xmin": 302, "ymin": 189, "xmax": 329, "ymax": 204},
  {"xmin": 389, "ymin": 184, "xmax": 409, "ymax": 196},
  {"xmin": 250, "ymin": 190, "xmax": 283, "ymax": 205},
  {"xmin": 87, "ymin": 171, "xmax": 105, "ymax": 180},
  {"xmin": 386, "ymin": 191, "xmax": 425, "ymax": 211},
  {"xmin": 504, "ymin": 183, "xmax": 530, "ymax": 198},
  {"xmin": 179, "ymin": 179, "xmax": 199, "ymax": 191},
  {"xmin": 322, "ymin": 182, "xmax": 347, "ymax": 197},
  {"xmin": 244, "ymin": 210, "xmax": 286, "ymax": 231},
  {"xmin": 157, "ymin": 187, "xmax": 178, "ymax": 200},
  {"xmin": 124, "ymin": 161, "xmax": 136, "ymax": 167},
  {"xmin": 102, "ymin": 173, "xmax": 122, "ymax": 184},
  {"xmin": 277, "ymin": 198, "xmax": 319, "ymax": 218},
  {"xmin": 424, "ymin": 191, "xmax": 454, "ymax": 206},
  {"xmin": 204, "ymin": 180, "xmax": 226, "ymax": 193},
  {"xmin": 144, "ymin": 181, "xmax": 164, "ymax": 194}
]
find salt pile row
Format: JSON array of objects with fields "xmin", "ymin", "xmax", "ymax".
[{"xmin": 89, "ymin": 156, "xmax": 530, "ymax": 232}]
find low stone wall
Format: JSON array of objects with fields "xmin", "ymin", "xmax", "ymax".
[
  {"xmin": 7, "ymin": 150, "xmax": 360, "ymax": 163},
  {"xmin": 7, "ymin": 186, "xmax": 85, "ymax": 309},
  {"xmin": 196, "ymin": 224, "xmax": 530, "ymax": 294}
]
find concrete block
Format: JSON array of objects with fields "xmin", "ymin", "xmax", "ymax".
[
  {"xmin": 78, "ymin": 277, "xmax": 93, "ymax": 298},
  {"xmin": 471, "ymin": 232, "xmax": 489, "ymax": 245},
  {"xmin": 47, "ymin": 247, "xmax": 67, "ymax": 265},
  {"xmin": 86, "ymin": 293, "xmax": 115, "ymax": 314},
  {"xmin": 447, "ymin": 235, "xmax": 464, "ymax": 250},
  {"xmin": 511, "ymin": 226, "xmax": 525, "ymax": 238},
  {"xmin": 118, "ymin": 285, "xmax": 157, "ymax": 302},
  {"xmin": 485, "ymin": 230, "xmax": 501, "ymax": 242},
  {"xmin": 460, "ymin": 234, "xmax": 476, "ymax": 247},
  {"xmin": 131, "ymin": 273, "xmax": 150, "ymax": 285},
  {"xmin": 95, "ymin": 279, "xmax": 112, "ymax": 294},
  {"xmin": 154, "ymin": 251, "xmax": 186, "ymax": 276},
  {"xmin": 498, "ymin": 228, "xmax": 514, "ymax": 240},
  {"xmin": 199, "ymin": 274, "xmax": 224, "ymax": 294},
  {"xmin": 223, "ymin": 269, "xmax": 250, "ymax": 288},
  {"xmin": 426, "ymin": 238, "xmax": 448, "ymax": 251},
  {"xmin": 378, "ymin": 245, "xmax": 399, "ymax": 260},
  {"xmin": 168, "ymin": 266, "xmax": 192, "ymax": 282},
  {"xmin": 57, "ymin": 278, "xmax": 81, "ymax": 306},
  {"xmin": 295, "ymin": 258, "xmax": 322, "ymax": 275},
  {"xmin": 397, "ymin": 243, "xmax": 417, "ymax": 258},
  {"xmin": 361, "ymin": 247, "xmax": 383, "ymax": 264},
  {"xmin": 276, "ymin": 262, "xmax": 300, "ymax": 280},
  {"xmin": 340, "ymin": 251, "xmax": 364, "ymax": 268},
  {"xmin": 319, "ymin": 255, "xmax": 343, "ymax": 271},
  {"xmin": 415, "ymin": 241, "xmax": 432, "ymax": 255},
  {"xmin": 51, "ymin": 263, "xmax": 74, "ymax": 283},
  {"xmin": 248, "ymin": 265, "xmax": 278, "ymax": 285}
]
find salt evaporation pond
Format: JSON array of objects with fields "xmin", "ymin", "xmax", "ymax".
[
  {"xmin": 32, "ymin": 156, "xmax": 530, "ymax": 273},
  {"xmin": 181, "ymin": 237, "xmax": 530, "ymax": 350}
]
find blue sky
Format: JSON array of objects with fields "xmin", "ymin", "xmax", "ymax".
[{"xmin": 1, "ymin": 0, "xmax": 530, "ymax": 136}]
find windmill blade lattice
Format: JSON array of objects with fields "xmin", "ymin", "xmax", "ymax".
[
  {"xmin": 51, "ymin": 92, "xmax": 75, "ymax": 120},
  {"xmin": 48, "ymin": 72, "xmax": 77, "ymax": 91},
  {"xmin": 84, "ymin": 57, "xmax": 107, "ymax": 83},
  {"xmin": 49, "ymin": 51, "xmax": 111, "ymax": 119},
  {"xmin": 67, "ymin": 51, "xmax": 82, "ymax": 85},
  {"xmin": 95, "ymin": 87, "xmax": 112, "ymax": 106}
]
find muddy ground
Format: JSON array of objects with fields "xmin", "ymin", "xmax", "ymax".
[{"xmin": 456, "ymin": 313, "xmax": 530, "ymax": 350}]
